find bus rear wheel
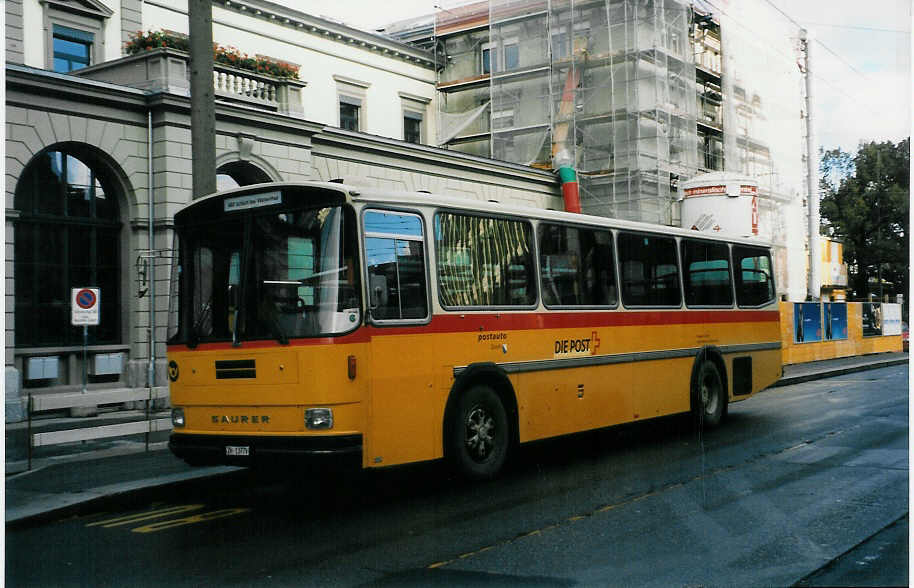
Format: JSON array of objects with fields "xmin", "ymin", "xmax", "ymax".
[
  {"xmin": 448, "ymin": 385, "xmax": 509, "ymax": 480},
  {"xmin": 693, "ymin": 361, "xmax": 725, "ymax": 429}
]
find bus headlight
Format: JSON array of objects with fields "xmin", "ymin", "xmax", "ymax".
[
  {"xmin": 172, "ymin": 408, "xmax": 186, "ymax": 428},
  {"xmin": 305, "ymin": 408, "xmax": 333, "ymax": 430}
]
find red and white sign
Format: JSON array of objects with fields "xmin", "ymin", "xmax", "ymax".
[
  {"xmin": 751, "ymin": 195, "xmax": 759, "ymax": 235},
  {"xmin": 71, "ymin": 287, "xmax": 100, "ymax": 326}
]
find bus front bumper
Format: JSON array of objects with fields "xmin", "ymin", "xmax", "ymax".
[{"xmin": 169, "ymin": 433, "xmax": 362, "ymax": 467}]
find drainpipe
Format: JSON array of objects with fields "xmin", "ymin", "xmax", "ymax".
[
  {"xmin": 147, "ymin": 110, "xmax": 156, "ymax": 393},
  {"xmin": 554, "ymin": 150, "xmax": 581, "ymax": 214}
]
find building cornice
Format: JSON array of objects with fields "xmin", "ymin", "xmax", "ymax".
[
  {"xmin": 6, "ymin": 64, "xmax": 150, "ymax": 109},
  {"xmin": 209, "ymin": 0, "xmax": 442, "ymax": 70}
]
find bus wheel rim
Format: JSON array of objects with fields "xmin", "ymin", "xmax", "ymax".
[
  {"xmin": 701, "ymin": 373, "xmax": 719, "ymax": 415},
  {"xmin": 465, "ymin": 405, "xmax": 496, "ymax": 462}
]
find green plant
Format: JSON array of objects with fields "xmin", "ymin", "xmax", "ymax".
[{"xmin": 124, "ymin": 30, "xmax": 300, "ymax": 80}]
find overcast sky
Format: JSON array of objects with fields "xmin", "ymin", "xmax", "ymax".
[{"xmin": 298, "ymin": 0, "xmax": 911, "ymax": 154}]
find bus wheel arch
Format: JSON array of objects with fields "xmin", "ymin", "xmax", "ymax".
[
  {"xmin": 690, "ymin": 346, "xmax": 729, "ymax": 428},
  {"xmin": 444, "ymin": 363, "xmax": 518, "ymax": 479}
]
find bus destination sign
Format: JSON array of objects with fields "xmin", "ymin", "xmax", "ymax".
[{"xmin": 224, "ymin": 191, "xmax": 282, "ymax": 212}]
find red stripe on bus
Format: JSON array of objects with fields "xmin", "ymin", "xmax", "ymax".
[{"xmin": 167, "ymin": 309, "xmax": 778, "ymax": 352}]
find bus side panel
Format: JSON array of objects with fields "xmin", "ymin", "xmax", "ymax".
[
  {"xmin": 365, "ymin": 333, "xmax": 439, "ymax": 468},
  {"xmin": 726, "ymin": 348, "xmax": 781, "ymax": 400},
  {"xmin": 630, "ymin": 357, "xmax": 694, "ymax": 421},
  {"xmin": 515, "ymin": 362, "xmax": 633, "ymax": 443}
]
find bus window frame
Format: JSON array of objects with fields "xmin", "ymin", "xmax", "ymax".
[
  {"xmin": 679, "ymin": 237, "xmax": 735, "ymax": 309},
  {"xmin": 433, "ymin": 208, "xmax": 540, "ymax": 312},
  {"xmin": 732, "ymin": 245, "xmax": 777, "ymax": 309},
  {"xmin": 616, "ymin": 230, "xmax": 684, "ymax": 310},
  {"xmin": 537, "ymin": 220, "xmax": 620, "ymax": 310},
  {"xmin": 361, "ymin": 206, "xmax": 433, "ymax": 327}
]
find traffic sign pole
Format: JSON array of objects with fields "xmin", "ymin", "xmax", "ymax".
[{"xmin": 83, "ymin": 326, "xmax": 88, "ymax": 394}]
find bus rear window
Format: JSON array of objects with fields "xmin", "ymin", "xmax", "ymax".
[
  {"xmin": 435, "ymin": 212, "xmax": 535, "ymax": 308},
  {"xmin": 733, "ymin": 246, "xmax": 775, "ymax": 307}
]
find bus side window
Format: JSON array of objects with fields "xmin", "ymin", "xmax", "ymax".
[
  {"xmin": 681, "ymin": 239, "xmax": 733, "ymax": 307},
  {"xmin": 364, "ymin": 210, "xmax": 428, "ymax": 322},
  {"xmin": 618, "ymin": 232, "xmax": 681, "ymax": 307},
  {"xmin": 538, "ymin": 223, "xmax": 616, "ymax": 307}
]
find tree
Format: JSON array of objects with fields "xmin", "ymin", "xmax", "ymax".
[{"xmin": 819, "ymin": 138, "xmax": 909, "ymax": 304}]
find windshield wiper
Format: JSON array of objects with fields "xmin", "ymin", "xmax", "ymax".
[{"xmin": 188, "ymin": 299, "xmax": 212, "ymax": 349}]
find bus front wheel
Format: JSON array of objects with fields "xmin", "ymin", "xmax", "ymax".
[
  {"xmin": 693, "ymin": 361, "xmax": 725, "ymax": 429},
  {"xmin": 448, "ymin": 385, "xmax": 509, "ymax": 480}
]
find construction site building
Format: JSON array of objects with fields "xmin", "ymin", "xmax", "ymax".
[{"xmin": 384, "ymin": 0, "xmax": 809, "ymax": 300}]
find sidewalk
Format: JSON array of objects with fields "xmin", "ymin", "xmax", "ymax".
[{"xmin": 6, "ymin": 352, "xmax": 908, "ymax": 526}]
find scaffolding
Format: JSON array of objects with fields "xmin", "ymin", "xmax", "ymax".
[
  {"xmin": 433, "ymin": 0, "xmax": 806, "ymax": 289},
  {"xmin": 438, "ymin": 0, "xmax": 698, "ymax": 225}
]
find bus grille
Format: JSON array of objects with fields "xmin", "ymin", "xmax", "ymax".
[{"xmin": 215, "ymin": 359, "xmax": 256, "ymax": 379}]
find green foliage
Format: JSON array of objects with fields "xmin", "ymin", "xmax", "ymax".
[
  {"xmin": 820, "ymin": 138, "xmax": 909, "ymax": 304},
  {"xmin": 124, "ymin": 30, "xmax": 300, "ymax": 80}
]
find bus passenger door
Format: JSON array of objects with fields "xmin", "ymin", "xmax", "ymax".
[{"xmin": 362, "ymin": 210, "xmax": 437, "ymax": 468}]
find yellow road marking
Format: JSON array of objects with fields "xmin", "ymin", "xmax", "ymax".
[
  {"xmin": 86, "ymin": 505, "xmax": 205, "ymax": 528},
  {"xmin": 132, "ymin": 508, "xmax": 251, "ymax": 533}
]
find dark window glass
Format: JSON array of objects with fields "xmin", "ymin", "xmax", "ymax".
[
  {"xmin": 364, "ymin": 210, "xmax": 428, "ymax": 321},
  {"xmin": 482, "ymin": 47, "xmax": 494, "ymax": 74},
  {"xmin": 404, "ymin": 116, "xmax": 421, "ymax": 144},
  {"xmin": 539, "ymin": 224, "xmax": 616, "ymax": 307},
  {"xmin": 435, "ymin": 212, "xmax": 535, "ymax": 307},
  {"xmin": 681, "ymin": 239, "xmax": 733, "ymax": 307},
  {"xmin": 14, "ymin": 150, "xmax": 120, "ymax": 347},
  {"xmin": 52, "ymin": 25, "xmax": 92, "ymax": 72},
  {"xmin": 216, "ymin": 161, "xmax": 271, "ymax": 192},
  {"xmin": 618, "ymin": 232, "xmax": 681, "ymax": 307},
  {"xmin": 733, "ymin": 246, "xmax": 775, "ymax": 306},
  {"xmin": 340, "ymin": 102, "xmax": 360, "ymax": 131}
]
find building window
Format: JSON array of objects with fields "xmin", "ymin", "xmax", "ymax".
[
  {"xmin": 14, "ymin": 149, "xmax": 122, "ymax": 347},
  {"xmin": 481, "ymin": 42, "xmax": 496, "ymax": 74},
  {"xmin": 43, "ymin": 0, "xmax": 111, "ymax": 73},
  {"xmin": 503, "ymin": 39, "xmax": 519, "ymax": 70},
  {"xmin": 340, "ymin": 100, "xmax": 361, "ymax": 131},
  {"xmin": 334, "ymin": 75, "xmax": 370, "ymax": 133},
  {"xmin": 404, "ymin": 115, "xmax": 422, "ymax": 144},
  {"xmin": 52, "ymin": 25, "xmax": 93, "ymax": 72},
  {"xmin": 399, "ymin": 92, "xmax": 431, "ymax": 145}
]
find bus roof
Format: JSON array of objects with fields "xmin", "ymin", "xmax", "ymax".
[{"xmin": 189, "ymin": 180, "xmax": 774, "ymax": 249}]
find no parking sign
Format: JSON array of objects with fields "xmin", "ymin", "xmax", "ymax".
[{"xmin": 71, "ymin": 287, "xmax": 100, "ymax": 326}]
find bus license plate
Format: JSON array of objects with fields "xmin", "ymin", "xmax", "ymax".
[{"xmin": 225, "ymin": 445, "xmax": 250, "ymax": 456}]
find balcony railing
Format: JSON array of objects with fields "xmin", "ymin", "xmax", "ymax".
[{"xmin": 74, "ymin": 48, "xmax": 306, "ymax": 116}]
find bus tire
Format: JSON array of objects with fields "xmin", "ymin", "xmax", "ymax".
[
  {"xmin": 693, "ymin": 360, "xmax": 725, "ymax": 429},
  {"xmin": 448, "ymin": 385, "xmax": 509, "ymax": 480}
]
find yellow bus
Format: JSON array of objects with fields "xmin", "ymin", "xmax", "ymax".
[{"xmin": 167, "ymin": 182, "xmax": 781, "ymax": 479}]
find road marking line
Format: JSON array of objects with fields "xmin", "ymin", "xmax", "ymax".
[
  {"xmin": 131, "ymin": 508, "xmax": 251, "ymax": 533},
  {"xmin": 86, "ymin": 505, "xmax": 205, "ymax": 528}
]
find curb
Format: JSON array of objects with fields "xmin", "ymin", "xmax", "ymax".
[
  {"xmin": 5, "ymin": 465, "xmax": 243, "ymax": 528},
  {"xmin": 774, "ymin": 358, "xmax": 908, "ymax": 387}
]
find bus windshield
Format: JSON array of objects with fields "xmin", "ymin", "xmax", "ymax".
[{"xmin": 179, "ymin": 204, "xmax": 361, "ymax": 345}]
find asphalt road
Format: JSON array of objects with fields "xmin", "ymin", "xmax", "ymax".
[{"xmin": 7, "ymin": 365, "xmax": 908, "ymax": 587}]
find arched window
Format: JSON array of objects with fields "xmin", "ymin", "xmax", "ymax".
[
  {"xmin": 14, "ymin": 148, "xmax": 121, "ymax": 346},
  {"xmin": 216, "ymin": 161, "xmax": 271, "ymax": 191}
]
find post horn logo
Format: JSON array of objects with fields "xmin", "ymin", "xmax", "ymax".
[{"xmin": 168, "ymin": 360, "xmax": 180, "ymax": 382}]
